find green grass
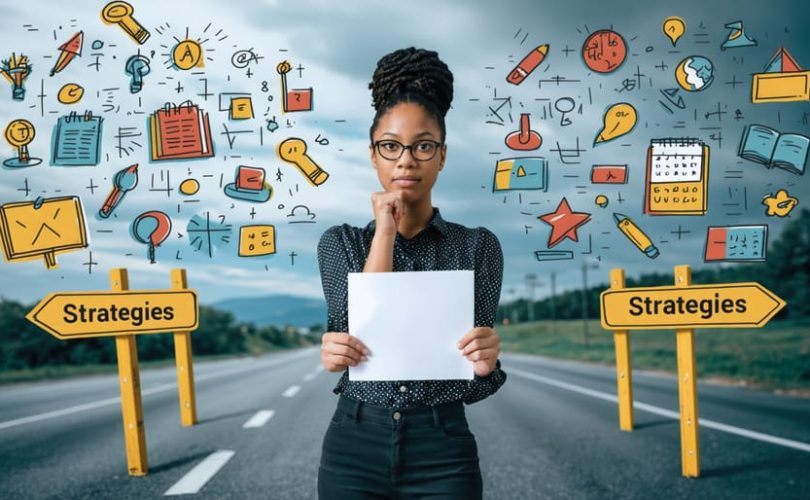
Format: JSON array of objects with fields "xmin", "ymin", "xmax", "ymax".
[
  {"xmin": 499, "ymin": 319, "xmax": 810, "ymax": 393},
  {"xmin": 0, "ymin": 352, "xmax": 270, "ymax": 385}
]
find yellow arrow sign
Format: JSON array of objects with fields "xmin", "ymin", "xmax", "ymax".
[
  {"xmin": 26, "ymin": 290, "xmax": 198, "ymax": 339},
  {"xmin": 600, "ymin": 282, "xmax": 785, "ymax": 330}
]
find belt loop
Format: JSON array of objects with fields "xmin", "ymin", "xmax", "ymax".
[
  {"xmin": 353, "ymin": 399, "xmax": 362, "ymax": 422},
  {"xmin": 431, "ymin": 405, "xmax": 441, "ymax": 428}
]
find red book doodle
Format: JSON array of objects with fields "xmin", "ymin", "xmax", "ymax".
[{"xmin": 149, "ymin": 100, "xmax": 214, "ymax": 161}]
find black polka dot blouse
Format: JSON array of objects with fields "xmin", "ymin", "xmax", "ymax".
[{"xmin": 317, "ymin": 207, "xmax": 507, "ymax": 408}]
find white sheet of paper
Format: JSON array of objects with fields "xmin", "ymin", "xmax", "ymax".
[{"xmin": 348, "ymin": 270, "xmax": 474, "ymax": 381}]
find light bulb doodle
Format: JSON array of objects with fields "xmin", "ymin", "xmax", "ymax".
[
  {"xmin": 132, "ymin": 211, "xmax": 171, "ymax": 264},
  {"xmin": 0, "ymin": 53, "xmax": 32, "ymax": 101},
  {"xmin": 124, "ymin": 54, "xmax": 150, "ymax": 93},
  {"xmin": 594, "ymin": 103, "xmax": 637, "ymax": 145}
]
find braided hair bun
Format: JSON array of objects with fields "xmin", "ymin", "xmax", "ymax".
[{"xmin": 369, "ymin": 47, "xmax": 454, "ymax": 141}]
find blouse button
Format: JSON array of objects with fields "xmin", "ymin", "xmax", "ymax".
[
  {"xmin": 393, "ymin": 412, "xmax": 402, "ymax": 421},
  {"xmin": 399, "ymin": 385, "xmax": 407, "ymax": 393}
]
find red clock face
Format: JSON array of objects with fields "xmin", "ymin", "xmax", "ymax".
[{"xmin": 582, "ymin": 30, "xmax": 627, "ymax": 74}]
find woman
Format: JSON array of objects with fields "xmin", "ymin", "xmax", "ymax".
[{"xmin": 317, "ymin": 47, "xmax": 506, "ymax": 499}]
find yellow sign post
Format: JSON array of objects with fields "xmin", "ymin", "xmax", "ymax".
[
  {"xmin": 25, "ymin": 268, "xmax": 199, "ymax": 476},
  {"xmin": 600, "ymin": 265, "xmax": 786, "ymax": 478}
]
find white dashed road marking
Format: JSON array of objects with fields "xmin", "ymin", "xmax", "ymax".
[
  {"xmin": 164, "ymin": 450, "xmax": 235, "ymax": 496},
  {"xmin": 242, "ymin": 410, "xmax": 275, "ymax": 429},
  {"xmin": 282, "ymin": 385, "xmax": 301, "ymax": 398}
]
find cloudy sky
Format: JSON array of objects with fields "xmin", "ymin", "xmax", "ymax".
[{"xmin": 0, "ymin": 0, "xmax": 807, "ymax": 307}]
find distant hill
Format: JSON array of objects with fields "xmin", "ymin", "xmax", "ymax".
[{"xmin": 211, "ymin": 294, "xmax": 327, "ymax": 328}]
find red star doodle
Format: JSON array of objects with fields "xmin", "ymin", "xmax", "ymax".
[{"xmin": 538, "ymin": 197, "xmax": 592, "ymax": 248}]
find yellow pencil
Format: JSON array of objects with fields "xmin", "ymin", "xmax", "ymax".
[{"xmin": 613, "ymin": 213, "xmax": 659, "ymax": 259}]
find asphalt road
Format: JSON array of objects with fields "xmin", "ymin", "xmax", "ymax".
[{"xmin": 1, "ymin": 348, "xmax": 808, "ymax": 499}]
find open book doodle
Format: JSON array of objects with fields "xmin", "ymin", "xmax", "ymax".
[{"xmin": 738, "ymin": 124, "xmax": 808, "ymax": 175}]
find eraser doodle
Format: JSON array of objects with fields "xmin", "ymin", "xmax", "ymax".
[
  {"xmin": 223, "ymin": 165, "xmax": 273, "ymax": 203},
  {"xmin": 0, "ymin": 52, "xmax": 32, "ymax": 101},
  {"xmin": 663, "ymin": 16, "xmax": 686, "ymax": 47},
  {"xmin": 594, "ymin": 103, "xmax": 637, "ymax": 145},
  {"xmin": 50, "ymin": 31, "xmax": 83, "ymax": 77},
  {"xmin": 4, "ymin": 119, "xmax": 42, "ymax": 168}
]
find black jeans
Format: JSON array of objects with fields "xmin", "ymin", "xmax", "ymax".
[{"xmin": 318, "ymin": 395, "xmax": 483, "ymax": 499}]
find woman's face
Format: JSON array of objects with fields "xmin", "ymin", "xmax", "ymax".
[{"xmin": 370, "ymin": 102, "xmax": 446, "ymax": 204}]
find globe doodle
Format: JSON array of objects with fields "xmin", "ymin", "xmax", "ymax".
[{"xmin": 675, "ymin": 56, "xmax": 715, "ymax": 92}]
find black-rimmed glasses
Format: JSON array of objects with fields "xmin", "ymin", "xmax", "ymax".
[{"xmin": 373, "ymin": 139, "xmax": 443, "ymax": 161}]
